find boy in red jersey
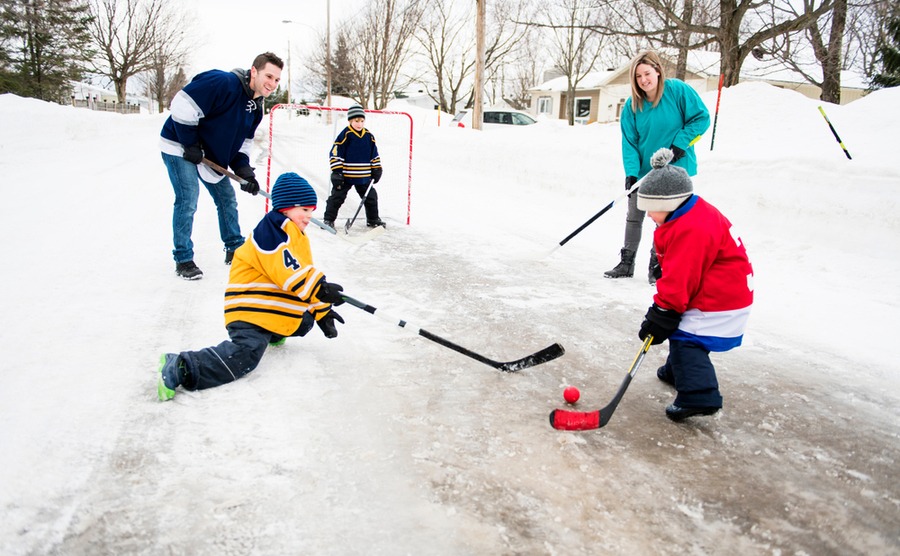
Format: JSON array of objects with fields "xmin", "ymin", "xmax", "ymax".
[
  {"xmin": 157, "ymin": 172, "xmax": 346, "ymax": 401},
  {"xmin": 636, "ymin": 149, "xmax": 754, "ymax": 421}
]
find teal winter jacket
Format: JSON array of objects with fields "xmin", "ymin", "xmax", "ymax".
[{"xmin": 620, "ymin": 78, "xmax": 710, "ymax": 179}]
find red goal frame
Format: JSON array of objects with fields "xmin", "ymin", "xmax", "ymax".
[{"xmin": 264, "ymin": 104, "xmax": 414, "ymax": 225}]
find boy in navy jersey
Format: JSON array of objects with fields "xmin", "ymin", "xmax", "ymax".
[{"xmin": 323, "ymin": 104, "xmax": 385, "ymax": 229}]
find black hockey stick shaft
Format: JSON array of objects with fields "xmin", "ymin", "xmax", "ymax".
[
  {"xmin": 341, "ymin": 294, "xmax": 565, "ymax": 372},
  {"xmin": 545, "ymin": 177, "xmax": 644, "ymax": 257},
  {"xmin": 201, "ymin": 158, "xmax": 335, "ymax": 234},
  {"xmin": 549, "ymin": 336, "xmax": 653, "ymax": 431},
  {"xmin": 344, "ymin": 181, "xmax": 376, "ymax": 233}
]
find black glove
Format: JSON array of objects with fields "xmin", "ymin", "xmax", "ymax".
[
  {"xmin": 317, "ymin": 309, "xmax": 345, "ymax": 338},
  {"xmin": 625, "ymin": 175, "xmax": 638, "ymax": 198},
  {"xmin": 330, "ymin": 171, "xmax": 344, "ymax": 188},
  {"xmin": 183, "ymin": 144, "xmax": 204, "ymax": 164},
  {"xmin": 316, "ymin": 280, "xmax": 345, "ymax": 306},
  {"xmin": 371, "ymin": 167, "xmax": 382, "ymax": 184},
  {"xmin": 638, "ymin": 303, "xmax": 683, "ymax": 345},
  {"xmin": 670, "ymin": 145, "xmax": 686, "ymax": 162},
  {"xmin": 234, "ymin": 166, "xmax": 259, "ymax": 195},
  {"xmin": 296, "ymin": 311, "xmax": 316, "ymax": 336}
]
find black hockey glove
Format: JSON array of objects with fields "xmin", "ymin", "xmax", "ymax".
[
  {"xmin": 330, "ymin": 171, "xmax": 344, "ymax": 188},
  {"xmin": 183, "ymin": 144, "xmax": 204, "ymax": 164},
  {"xmin": 296, "ymin": 311, "xmax": 316, "ymax": 336},
  {"xmin": 638, "ymin": 303, "xmax": 682, "ymax": 345},
  {"xmin": 234, "ymin": 166, "xmax": 259, "ymax": 195},
  {"xmin": 317, "ymin": 309, "xmax": 345, "ymax": 339},
  {"xmin": 371, "ymin": 167, "xmax": 383, "ymax": 184},
  {"xmin": 316, "ymin": 280, "xmax": 345, "ymax": 306},
  {"xmin": 625, "ymin": 175, "xmax": 638, "ymax": 198},
  {"xmin": 670, "ymin": 145, "xmax": 686, "ymax": 162}
]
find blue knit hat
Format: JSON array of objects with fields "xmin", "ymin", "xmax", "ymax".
[
  {"xmin": 347, "ymin": 104, "xmax": 365, "ymax": 120},
  {"xmin": 271, "ymin": 172, "xmax": 317, "ymax": 210}
]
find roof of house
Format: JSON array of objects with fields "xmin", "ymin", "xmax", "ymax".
[{"xmin": 529, "ymin": 50, "xmax": 867, "ymax": 92}]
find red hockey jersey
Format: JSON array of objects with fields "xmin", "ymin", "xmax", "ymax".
[{"xmin": 653, "ymin": 195, "xmax": 754, "ymax": 352}]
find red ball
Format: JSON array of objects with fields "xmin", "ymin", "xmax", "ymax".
[{"xmin": 563, "ymin": 386, "xmax": 580, "ymax": 404}]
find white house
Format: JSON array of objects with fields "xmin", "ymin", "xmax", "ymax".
[{"xmin": 528, "ymin": 50, "xmax": 868, "ymax": 124}]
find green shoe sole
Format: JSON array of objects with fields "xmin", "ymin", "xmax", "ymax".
[{"xmin": 157, "ymin": 354, "xmax": 176, "ymax": 401}]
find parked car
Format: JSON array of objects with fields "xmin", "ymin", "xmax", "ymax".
[{"xmin": 449, "ymin": 109, "xmax": 537, "ymax": 128}]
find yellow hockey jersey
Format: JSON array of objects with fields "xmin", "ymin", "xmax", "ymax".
[{"xmin": 224, "ymin": 211, "xmax": 332, "ymax": 335}]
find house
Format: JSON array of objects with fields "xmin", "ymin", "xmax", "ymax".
[{"xmin": 528, "ymin": 50, "xmax": 867, "ymax": 124}]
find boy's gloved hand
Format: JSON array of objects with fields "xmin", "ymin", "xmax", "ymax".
[
  {"xmin": 297, "ymin": 311, "xmax": 316, "ymax": 336},
  {"xmin": 330, "ymin": 171, "xmax": 344, "ymax": 188},
  {"xmin": 234, "ymin": 166, "xmax": 259, "ymax": 195},
  {"xmin": 670, "ymin": 145, "xmax": 686, "ymax": 162},
  {"xmin": 317, "ymin": 309, "xmax": 344, "ymax": 338},
  {"xmin": 371, "ymin": 167, "xmax": 382, "ymax": 183},
  {"xmin": 625, "ymin": 175, "xmax": 637, "ymax": 198},
  {"xmin": 639, "ymin": 303, "xmax": 682, "ymax": 345},
  {"xmin": 317, "ymin": 281, "xmax": 345, "ymax": 305},
  {"xmin": 183, "ymin": 144, "xmax": 204, "ymax": 164}
]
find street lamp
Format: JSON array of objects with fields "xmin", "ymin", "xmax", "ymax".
[{"xmin": 282, "ymin": 0, "xmax": 331, "ymax": 109}]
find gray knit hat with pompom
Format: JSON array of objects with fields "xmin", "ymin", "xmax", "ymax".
[{"xmin": 636, "ymin": 148, "xmax": 694, "ymax": 212}]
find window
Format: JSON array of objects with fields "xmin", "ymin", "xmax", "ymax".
[
  {"xmin": 574, "ymin": 97, "xmax": 591, "ymax": 124},
  {"xmin": 537, "ymin": 96, "xmax": 553, "ymax": 115}
]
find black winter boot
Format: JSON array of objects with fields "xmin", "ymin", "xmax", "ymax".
[{"xmin": 604, "ymin": 249, "xmax": 636, "ymax": 279}]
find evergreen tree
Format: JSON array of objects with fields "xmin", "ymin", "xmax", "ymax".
[
  {"xmin": 0, "ymin": 0, "xmax": 93, "ymax": 102},
  {"xmin": 871, "ymin": 11, "xmax": 900, "ymax": 89},
  {"xmin": 328, "ymin": 32, "xmax": 357, "ymax": 98}
]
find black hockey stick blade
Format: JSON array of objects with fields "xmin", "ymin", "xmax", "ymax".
[
  {"xmin": 549, "ymin": 336, "xmax": 653, "ymax": 431},
  {"xmin": 342, "ymin": 294, "xmax": 565, "ymax": 372},
  {"xmin": 419, "ymin": 329, "xmax": 565, "ymax": 372}
]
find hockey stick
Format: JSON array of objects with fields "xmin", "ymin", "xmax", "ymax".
[
  {"xmin": 341, "ymin": 294, "xmax": 565, "ymax": 372},
  {"xmin": 201, "ymin": 158, "xmax": 335, "ymax": 234},
  {"xmin": 544, "ymin": 176, "xmax": 644, "ymax": 258},
  {"xmin": 344, "ymin": 180, "xmax": 376, "ymax": 233},
  {"xmin": 817, "ymin": 106, "xmax": 852, "ymax": 160},
  {"xmin": 549, "ymin": 336, "xmax": 653, "ymax": 431}
]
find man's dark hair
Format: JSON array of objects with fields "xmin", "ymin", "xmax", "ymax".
[{"xmin": 253, "ymin": 52, "xmax": 284, "ymax": 70}]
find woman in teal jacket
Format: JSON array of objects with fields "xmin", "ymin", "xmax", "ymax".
[{"xmin": 604, "ymin": 50, "xmax": 710, "ymax": 283}]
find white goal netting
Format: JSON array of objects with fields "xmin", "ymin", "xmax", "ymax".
[{"xmin": 263, "ymin": 104, "xmax": 413, "ymax": 225}]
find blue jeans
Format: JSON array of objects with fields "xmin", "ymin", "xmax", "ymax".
[{"xmin": 161, "ymin": 153, "xmax": 244, "ymax": 263}]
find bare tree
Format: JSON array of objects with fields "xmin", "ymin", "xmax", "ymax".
[
  {"xmin": 416, "ymin": 0, "xmax": 474, "ymax": 113},
  {"xmin": 845, "ymin": 0, "xmax": 898, "ymax": 81},
  {"xmin": 343, "ymin": 0, "xmax": 425, "ymax": 109},
  {"xmin": 478, "ymin": 0, "xmax": 532, "ymax": 106},
  {"xmin": 87, "ymin": 0, "xmax": 185, "ymax": 103},
  {"xmin": 591, "ymin": 0, "xmax": 835, "ymax": 87},
  {"xmin": 535, "ymin": 0, "xmax": 608, "ymax": 125},
  {"xmin": 139, "ymin": 4, "xmax": 189, "ymax": 113}
]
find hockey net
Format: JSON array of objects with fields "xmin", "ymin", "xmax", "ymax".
[{"xmin": 263, "ymin": 104, "xmax": 413, "ymax": 225}]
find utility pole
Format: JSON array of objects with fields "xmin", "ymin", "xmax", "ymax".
[{"xmin": 473, "ymin": 0, "xmax": 485, "ymax": 131}]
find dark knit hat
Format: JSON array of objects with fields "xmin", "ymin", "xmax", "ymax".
[
  {"xmin": 271, "ymin": 172, "xmax": 317, "ymax": 210},
  {"xmin": 637, "ymin": 148, "xmax": 694, "ymax": 212},
  {"xmin": 347, "ymin": 104, "xmax": 365, "ymax": 120}
]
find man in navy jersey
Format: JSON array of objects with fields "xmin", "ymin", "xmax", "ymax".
[{"xmin": 160, "ymin": 52, "xmax": 283, "ymax": 280}]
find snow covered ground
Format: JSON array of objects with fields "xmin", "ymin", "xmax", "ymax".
[{"xmin": 1, "ymin": 82, "xmax": 898, "ymax": 555}]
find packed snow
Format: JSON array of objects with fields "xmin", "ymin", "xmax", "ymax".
[{"xmin": 1, "ymin": 82, "xmax": 898, "ymax": 555}]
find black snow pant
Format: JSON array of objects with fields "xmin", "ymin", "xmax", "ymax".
[
  {"xmin": 179, "ymin": 322, "xmax": 278, "ymax": 391},
  {"xmin": 658, "ymin": 339, "xmax": 723, "ymax": 409},
  {"xmin": 323, "ymin": 181, "xmax": 379, "ymax": 223}
]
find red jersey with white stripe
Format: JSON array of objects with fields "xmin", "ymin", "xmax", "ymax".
[{"xmin": 653, "ymin": 195, "xmax": 754, "ymax": 352}]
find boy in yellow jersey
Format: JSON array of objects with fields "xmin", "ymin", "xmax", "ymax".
[{"xmin": 157, "ymin": 172, "xmax": 345, "ymax": 401}]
